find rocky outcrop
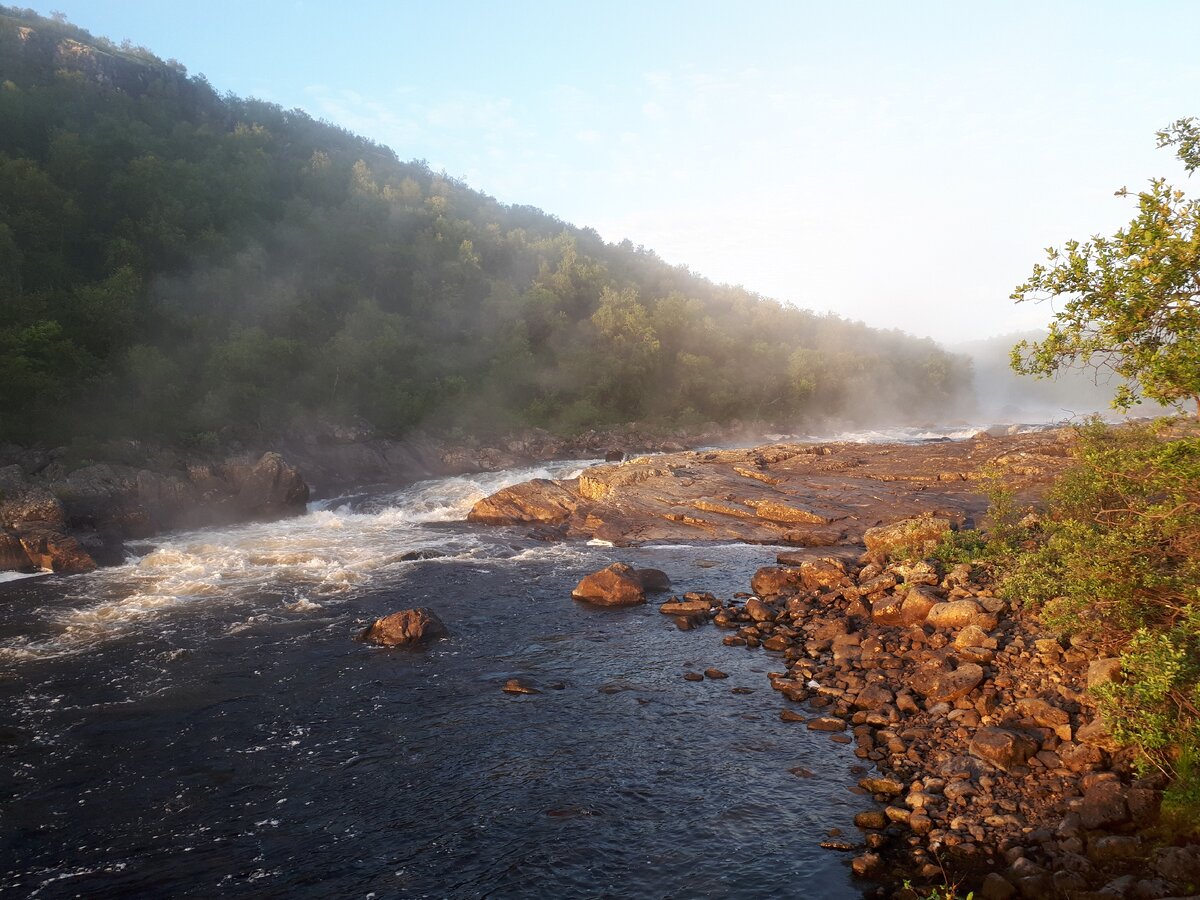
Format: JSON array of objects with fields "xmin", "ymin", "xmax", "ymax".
[
  {"xmin": 467, "ymin": 431, "xmax": 1071, "ymax": 546},
  {"xmin": 0, "ymin": 450, "xmax": 310, "ymax": 574},
  {"xmin": 359, "ymin": 607, "xmax": 448, "ymax": 647}
]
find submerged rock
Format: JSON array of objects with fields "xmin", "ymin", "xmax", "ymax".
[{"xmin": 359, "ymin": 607, "xmax": 448, "ymax": 647}]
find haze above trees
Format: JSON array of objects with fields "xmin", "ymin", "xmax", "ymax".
[{"xmin": 0, "ymin": 7, "xmax": 970, "ymax": 449}]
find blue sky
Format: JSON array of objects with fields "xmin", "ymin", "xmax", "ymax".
[{"xmin": 26, "ymin": 1, "xmax": 1200, "ymax": 343}]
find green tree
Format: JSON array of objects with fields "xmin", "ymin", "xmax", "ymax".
[{"xmin": 1011, "ymin": 119, "xmax": 1200, "ymax": 417}]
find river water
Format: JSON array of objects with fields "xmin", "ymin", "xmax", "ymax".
[{"xmin": 0, "ymin": 459, "xmax": 877, "ymax": 899}]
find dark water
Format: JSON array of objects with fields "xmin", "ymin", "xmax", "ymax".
[{"xmin": 0, "ymin": 467, "xmax": 862, "ymax": 898}]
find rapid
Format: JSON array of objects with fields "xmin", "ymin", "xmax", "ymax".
[{"xmin": 0, "ymin": 458, "xmax": 872, "ymax": 898}]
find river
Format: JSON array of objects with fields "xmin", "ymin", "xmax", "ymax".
[{"xmin": 0, "ymin": 457, "xmax": 882, "ymax": 899}]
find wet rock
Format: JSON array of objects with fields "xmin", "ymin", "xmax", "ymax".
[
  {"xmin": 807, "ymin": 716, "xmax": 847, "ymax": 732},
  {"xmin": 659, "ymin": 598, "xmax": 712, "ymax": 615},
  {"xmin": 503, "ymin": 678, "xmax": 541, "ymax": 695},
  {"xmin": 604, "ymin": 449, "xmax": 624, "ymax": 462},
  {"xmin": 854, "ymin": 810, "xmax": 888, "ymax": 829},
  {"xmin": 571, "ymin": 563, "xmax": 646, "ymax": 606},
  {"xmin": 398, "ymin": 549, "xmax": 448, "ymax": 561},
  {"xmin": 0, "ymin": 532, "xmax": 32, "ymax": 571},
  {"xmin": 862, "ymin": 516, "xmax": 951, "ymax": 559},
  {"xmin": 744, "ymin": 597, "xmax": 775, "ymax": 622},
  {"xmin": 910, "ymin": 662, "xmax": 984, "ymax": 703},
  {"xmin": 683, "ymin": 672, "xmax": 704, "ymax": 682},
  {"xmin": 850, "ymin": 852, "xmax": 883, "ymax": 877},
  {"xmin": 359, "ymin": 607, "xmax": 448, "ymax": 647},
  {"xmin": 16, "ymin": 526, "xmax": 96, "ymax": 574},
  {"xmin": 634, "ymin": 567, "xmax": 672, "ymax": 593},
  {"xmin": 969, "ymin": 727, "xmax": 1037, "ymax": 771},
  {"xmin": 703, "ymin": 668, "xmax": 728, "ymax": 679},
  {"xmin": 859, "ymin": 776, "xmax": 904, "ymax": 796}
]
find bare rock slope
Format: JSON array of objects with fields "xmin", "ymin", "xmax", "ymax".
[{"xmin": 469, "ymin": 430, "xmax": 1073, "ymax": 545}]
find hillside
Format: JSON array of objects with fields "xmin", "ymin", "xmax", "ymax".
[{"xmin": 0, "ymin": 7, "xmax": 972, "ymax": 449}]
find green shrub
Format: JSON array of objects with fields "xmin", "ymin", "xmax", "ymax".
[{"xmin": 993, "ymin": 419, "xmax": 1200, "ymax": 797}]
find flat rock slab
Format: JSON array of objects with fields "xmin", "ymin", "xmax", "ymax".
[{"xmin": 467, "ymin": 431, "xmax": 1071, "ymax": 545}]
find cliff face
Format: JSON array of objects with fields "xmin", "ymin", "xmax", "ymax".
[
  {"xmin": 0, "ymin": 452, "xmax": 309, "ymax": 573},
  {"xmin": 4, "ymin": 13, "xmax": 173, "ymax": 95}
]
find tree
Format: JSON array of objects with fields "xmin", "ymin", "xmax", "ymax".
[{"xmin": 1011, "ymin": 119, "xmax": 1200, "ymax": 418}]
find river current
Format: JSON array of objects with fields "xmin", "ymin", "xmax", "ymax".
[{"xmin": 0, "ymin": 427, "xmax": 1031, "ymax": 898}]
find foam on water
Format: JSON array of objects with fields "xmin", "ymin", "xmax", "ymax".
[{"xmin": 0, "ymin": 460, "xmax": 598, "ymax": 662}]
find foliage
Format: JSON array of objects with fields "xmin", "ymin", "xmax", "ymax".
[
  {"xmin": 993, "ymin": 421, "xmax": 1200, "ymax": 800},
  {"xmin": 0, "ymin": 6, "xmax": 973, "ymax": 447},
  {"xmin": 1011, "ymin": 120, "xmax": 1200, "ymax": 417}
]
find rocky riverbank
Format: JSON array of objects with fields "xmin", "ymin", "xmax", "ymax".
[
  {"xmin": 701, "ymin": 543, "xmax": 1199, "ymax": 898},
  {"xmin": 469, "ymin": 431, "xmax": 1200, "ymax": 897},
  {"xmin": 467, "ymin": 428, "xmax": 1074, "ymax": 545},
  {"xmin": 0, "ymin": 421, "xmax": 741, "ymax": 575}
]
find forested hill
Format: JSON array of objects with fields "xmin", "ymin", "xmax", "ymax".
[{"xmin": 0, "ymin": 7, "xmax": 972, "ymax": 448}]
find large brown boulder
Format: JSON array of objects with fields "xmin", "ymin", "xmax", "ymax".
[
  {"xmin": 863, "ymin": 516, "xmax": 951, "ymax": 559},
  {"xmin": 750, "ymin": 566, "xmax": 803, "ymax": 597},
  {"xmin": 571, "ymin": 563, "xmax": 646, "ymax": 606},
  {"xmin": 359, "ymin": 607, "xmax": 448, "ymax": 647},
  {"xmin": 910, "ymin": 662, "xmax": 984, "ymax": 703},
  {"xmin": 467, "ymin": 478, "xmax": 581, "ymax": 525}
]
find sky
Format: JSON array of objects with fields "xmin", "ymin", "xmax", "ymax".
[{"xmin": 24, "ymin": 1, "xmax": 1200, "ymax": 344}]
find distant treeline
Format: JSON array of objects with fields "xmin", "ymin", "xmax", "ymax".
[{"xmin": 0, "ymin": 7, "xmax": 972, "ymax": 447}]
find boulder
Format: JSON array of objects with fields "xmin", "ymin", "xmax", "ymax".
[
  {"xmin": 359, "ymin": 607, "xmax": 448, "ymax": 647},
  {"xmin": 863, "ymin": 516, "xmax": 951, "ymax": 559},
  {"xmin": 744, "ymin": 597, "xmax": 776, "ymax": 622},
  {"xmin": 968, "ymin": 727, "xmax": 1037, "ymax": 771},
  {"xmin": 925, "ymin": 599, "xmax": 998, "ymax": 631},
  {"xmin": 16, "ymin": 526, "xmax": 96, "ymax": 574},
  {"xmin": 872, "ymin": 584, "xmax": 940, "ymax": 626},
  {"xmin": 910, "ymin": 662, "xmax": 985, "ymax": 703},
  {"xmin": 1078, "ymin": 780, "xmax": 1129, "ymax": 830},
  {"xmin": 798, "ymin": 558, "xmax": 848, "ymax": 591},
  {"xmin": 0, "ymin": 532, "xmax": 32, "ymax": 571},
  {"xmin": 749, "ymin": 566, "xmax": 802, "ymax": 597},
  {"xmin": 633, "ymin": 567, "xmax": 671, "ymax": 592},
  {"xmin": 467, "ymin": 478, "xmax": 581, "ymax": 525},
  {"xmin": 571, "ymin": 563, "xmax": 646, "ymax": 606}
]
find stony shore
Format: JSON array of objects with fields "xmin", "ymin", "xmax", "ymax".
[{"xmin": 469, "ymin": 432, "xmax": 1200, "ymax": 898}]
